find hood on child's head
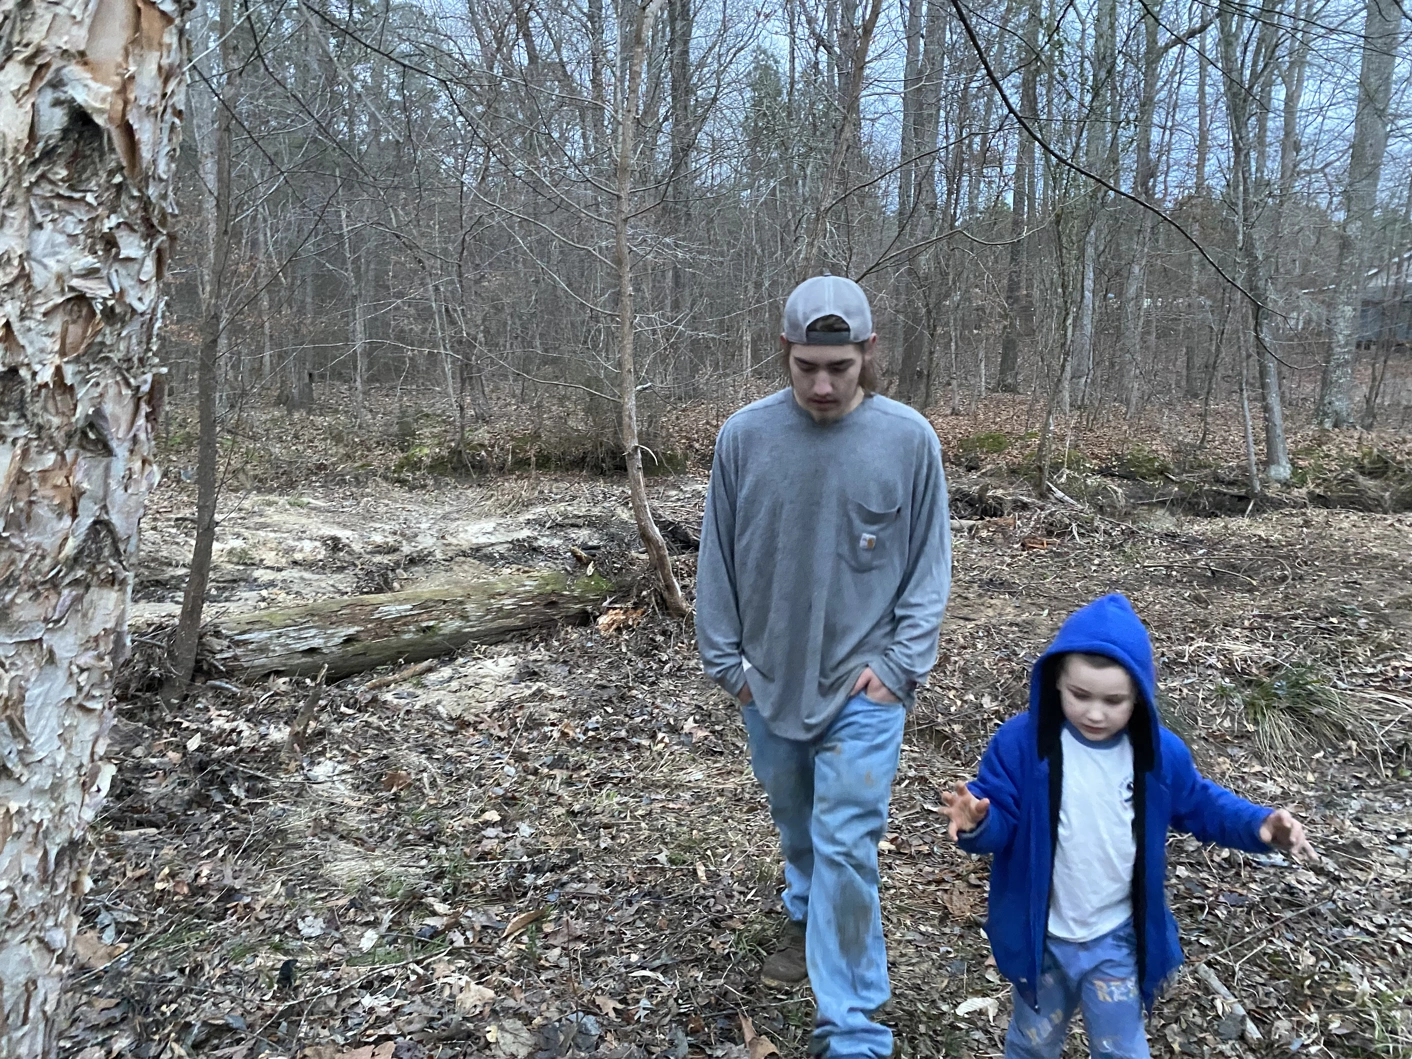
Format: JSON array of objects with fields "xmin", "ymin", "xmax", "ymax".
[{"xmin": 1029, "ymin": 593, "xmax": 1160, "ymax": 769}]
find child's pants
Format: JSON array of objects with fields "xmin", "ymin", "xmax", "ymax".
[
  {"xmin": 743, "ymin": 693, "xmax": 905, "ymax": 1059},
  {"xmin": 1005, "ymin": 921, "xmax": 1150, "ymax": 1059}
]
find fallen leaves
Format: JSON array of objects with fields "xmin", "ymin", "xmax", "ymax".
[
  {"xmin": 71, "ymin": 931, "xmax": 128, "ymax": 970},
  {"xmin": 593, "ymin": 993, "xmax": 623, "ymax": 1018},
  {"xmin": 740, "ymin": 1014, "xmax": 781, "ymax": 1058},
  {"xmin": 297, "ymin": 914, "xmax": 326, "ymax": 938},
  {"xmin": 451, "ymin": 979, "xmax": 496, "ymax": 1016},
  {"xmin": 301, "ymin": 1044, "xmax": 395, "ymax": 1059},
  {"xmin": 502, "ymin": 906, "xmax": 550, "ymax": 939},
  {"xmin": 334, "ymin": 1044, "xmax": 395, "ymax": 1059},
  {"xmin": 65, "ymin": 473, "xmax": 1412, "ymax": 1059},
  {"xmin": 486, "ymin": 1018, "xmax": 533, "ymax": 1058},
  {"xmin": 955, "ymin": 996, "xmax": 1001, "ymax": 1022},
  {"xmin": 596, "ymin": 606, "xmax": 644, "ymax": 635}
]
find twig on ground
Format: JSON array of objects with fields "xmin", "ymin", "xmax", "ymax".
[
  {"xmin": 284, "ymin": 665, "xmax": 329, "ymax": 758},
  {"xmin": 1202, "ymin": 900, "xmax": 1329, "ymax": 960},
  {"xmin": 362, "ymin": 657, "xmax": 439, "ymax": 692}
]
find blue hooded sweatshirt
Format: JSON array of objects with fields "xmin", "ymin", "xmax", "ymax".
[{"xmin": 958, "ymin": 593, "xmax": 1273, "ymax": 1011}]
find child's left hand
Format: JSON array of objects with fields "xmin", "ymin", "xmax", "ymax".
[{"xmin": 1259, "ymin": 808, "xmax": 1318, "ymax": 864}]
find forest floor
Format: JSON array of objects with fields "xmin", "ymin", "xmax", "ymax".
[{"xmin": 62, "ymin": 399, "xmax": 1412, "ymax": 1059}]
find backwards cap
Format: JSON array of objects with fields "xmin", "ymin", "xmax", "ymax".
[{"xmin": 783, "ymin": 274, "xmax": 874, "ymax": 345}]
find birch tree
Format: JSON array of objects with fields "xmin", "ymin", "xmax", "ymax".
[{"xmin": 0, "ymin": 0, "xmax": 188, "ymax": 1050}]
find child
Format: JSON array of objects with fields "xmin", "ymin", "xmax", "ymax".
[{"xmin": 941, "ymin": 593, "xmax": 1316, "ymax": 1059}]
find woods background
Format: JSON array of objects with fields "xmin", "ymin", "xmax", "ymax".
[{"xmin": 168, "ymin": 0, "xmax": 1412, "ymax": 475}]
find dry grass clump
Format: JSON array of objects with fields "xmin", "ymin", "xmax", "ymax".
[{"xmin": 1224, "ymin": 661, "xmax": 1363, "ymax": 759}]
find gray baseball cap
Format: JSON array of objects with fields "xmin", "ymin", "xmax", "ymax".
[{"xmin": 782, "ymin": 274, "xmax": 874, "ymax": 345}]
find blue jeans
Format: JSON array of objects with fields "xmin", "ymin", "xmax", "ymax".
[
  {"xmin": 744, "ymin": 693, "xmax": 906, "ymax": 1059},
  {"xmin": 1005, "ymin": 921, "xmax": 1150, "ymax": 1059}
]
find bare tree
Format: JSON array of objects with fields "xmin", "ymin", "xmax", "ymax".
[
  {"xmin": 137, "ymin": 0, "xmax": 1412, "ymax": 523},
  {"xmin": 616, "ymin": 0, "xmax": 689, "ymax": 616},
  {"xmin": 1217, "ymin": 0, "xmax": 1291, "ymax": 481},
  {"xmin": 0, "ymin": 0, "xmax": 187, "ymax": 1049},
  {"xmin": 1316, "ymin": 0, "xmax": 1403, "ymax": 427},
  {"xmin": 998, "ymin": 0, "xmax": 1040, "ymax": 395},
  {"xmin": 165, "ymin": 0, "xmax": 237, "ymax": 699}
]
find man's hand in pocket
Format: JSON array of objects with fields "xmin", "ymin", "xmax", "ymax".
[{"xmin": 851, "ymin": 666, "xmax": 900, "ymax": 703}]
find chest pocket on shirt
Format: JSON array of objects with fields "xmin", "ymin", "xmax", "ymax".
[{"xmin": 839, "ymin": 498, "xmax": 904, "ymax": 573}]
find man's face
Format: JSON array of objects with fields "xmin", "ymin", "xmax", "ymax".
[
  {"xmin": 783, "ymin": 337, "xmax": 875, "ymax": 423},
  {"xmin": 1058, "ymin": 655, "xmax": 1136, "ymax": 742}
]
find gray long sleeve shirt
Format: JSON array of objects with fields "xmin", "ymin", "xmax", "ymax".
[{"xmin": 695, "ymin": 389, "xmax": 952, "ymax": 741}]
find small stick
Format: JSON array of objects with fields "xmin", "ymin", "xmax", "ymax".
[
  {"xmin": 284, "ymin": 665, "xmax": 329, "ymax": 758},
  {"xmin": 1195, "ymin": 962, "xmax": 1262, "ymax": 1044},
  {"xmin": 362, "ymin": 657, "xmax": 438, "ymax": 692}
]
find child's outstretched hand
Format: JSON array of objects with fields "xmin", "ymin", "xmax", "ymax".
[
  {"xmin": 941, "ymin": 781, "xmax": 990, "ymax": 841},
  {"xmin": 1260, "ymin": 808, "xmax": 1319, "ymax": 864}
]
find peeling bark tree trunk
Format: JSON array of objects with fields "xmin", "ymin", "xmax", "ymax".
[
  {"xmin": 615, "ymin": 0, "xmax": 689, "ymax": 618},
  {"xmin": 0, "ymin": 0, "xmax": 188, "ymax": 1050}
]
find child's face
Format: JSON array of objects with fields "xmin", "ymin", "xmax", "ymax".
[{"xmin": 1058, "ymin": 655, "xmax": 1136, "ymax": 741}]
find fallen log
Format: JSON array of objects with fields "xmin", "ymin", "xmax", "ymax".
[{"xmin": 200, "ymin": 570, "xmax": 612, "ymax": 681}]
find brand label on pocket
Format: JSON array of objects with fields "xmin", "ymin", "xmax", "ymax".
[{"xmin": 859, "ymin": 533, "xmax": 877, "ymax": 551}]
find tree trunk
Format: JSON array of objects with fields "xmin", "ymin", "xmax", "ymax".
[
  {"xmin": 1118, "ymin": 0, "xmax": 1160, "ymax": 415},
  {"xmin": 1184, "ymin": 251, "xmax": 1205, "ymax": 398},
  {"xmin": 1000, "ymin": 0, "xmax": 1040, "ymax": 394},
  {"xmin": 341, "ymin": 204, "xmax": 368, "ymax": 427},
  {"xmin": 256, "ymin": 205, "xmax": 275, "ymax": 384},
  {"xmin": 893, "ymin": 0, "xmax": 925, "ymax": 405},
  {"xmin": 587, "ymin": 0, "xmax": 608, "ymax": 159},
  {"xmin": 1071, "ymin": 224, "xmax": 1097, "ymax": 408},
  {"xmin": 1316, "ymin": 0, "xmax": 1403, "ymax": 427},
  {"xmin": 0, "ymin": 0, "xmax": 186, "ymax": 1049},
  {"xmin": 202, "ymin": 571, "xmax": 611, "ymax": 681},
  {"xmin": 665, "ymin": 0, "xmax": 693, "ymax": 330},
  {"xmin": 1265, "ymin": 0, "xmax": 1312, "ymax": 463},
  {"xmin": 1070, "ymin": 0, "xmax": 1113, "ymax": 407},
  {"xmin": 894, "ymin": 0, "xmax": 945, "ymax": 407},
  {"xmin": 999, "ymin": 0, "xmax": 1036, "ymax": 394},
  {"xmin": 616, "ymin": 0, "xmax": 689, "ymax": 618},
  {"xmin": 1038, "ymin": 298, "xmax": 1077, "ymax": 498},
  {"xmin": 1195, "ymin": 26, "xmax": 1210, "ymax": 194},
  {"xmin": 1218, "ymin": 0, "xmax": 1290, "ymax": 481},
  {"xmin": 1239, "ymin": 336, "xmax": 1262, "ymax": 498},
  {"xmin": 164, "ymin": 0, "xmax": 235, "ymax": 700},
  {"xmin": 797, "ymin": 0, "xmax": 883, "ymax": 275}
]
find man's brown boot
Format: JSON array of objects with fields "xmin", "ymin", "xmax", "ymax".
[{"xmin": 760, "ymin": 919, "xmax": 808, "ymax": 986}]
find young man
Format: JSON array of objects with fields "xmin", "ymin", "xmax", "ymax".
[
  {"xmin": 942, "ymin": 593, "xmax": 1317, "ymax": 1059},
  {"xmin": 696, "ymin": 275, "xmax": 952, "ymax": 1059}
]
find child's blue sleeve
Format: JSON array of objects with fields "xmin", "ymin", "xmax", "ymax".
[
  {"xmin": 1164, "ymin": 731, "xmax": 1271, "ymax": 852},
  {"xmin": 957, "ymin": 722, "xmax": 1024, "ymax": 856}
]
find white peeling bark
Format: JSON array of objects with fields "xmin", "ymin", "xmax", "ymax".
[{"xmin": 0, "ymin": 0, "xmax": 187, "ymax": 1050}]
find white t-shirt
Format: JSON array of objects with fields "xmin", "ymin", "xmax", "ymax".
[{"xmin": 1047, "ymin": 725, "xmax": 1136, "ymax": 942}]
